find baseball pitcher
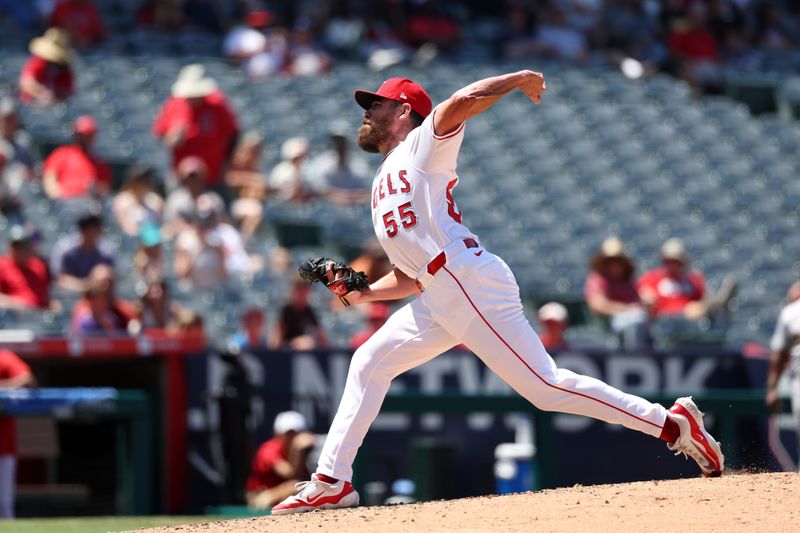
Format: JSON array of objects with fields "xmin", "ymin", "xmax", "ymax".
[{"xmin": 273, "ymin": 71, "xmax": 724, "ymax": 514}]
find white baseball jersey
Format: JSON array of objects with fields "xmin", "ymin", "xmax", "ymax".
[
  {"xmin": 370, "ymin": 108, "xmax": 475, "ymax": 278},
  {"xmin": 771, "ymin": 298, "xmax": 800, "ymax": 375}
]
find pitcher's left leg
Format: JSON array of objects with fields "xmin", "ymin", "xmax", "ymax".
[
  {"xmin": 438, "ymin": 261, "xmax": 723, "ymax": 475},
  {"xmin": 441, "ymin": 265, "xmax": 667, "ymax": 436}
]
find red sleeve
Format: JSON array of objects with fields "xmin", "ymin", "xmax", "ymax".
[
  {"xmin": 583, "ymin": 272, "xmax": 607, "ymax": 301},
  {"xmin": 152, "ymin": 99, "xmax": 176, "ymax": 137},
  {"xmin": 251, "ymin": 442, "xmax": 279, "ymax": 475},
  {"xmin": 20, "ymin": 56, "xmax": 45, "ymax": 81},
  {"xmin": 0, "ymin": 350, "xmax": 31, "ymax": 380},
  {"xmin": 636, "ymin": 270, "xmax": 655, "ymax": 292}
]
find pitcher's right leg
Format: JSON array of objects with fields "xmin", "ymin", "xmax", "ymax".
[{"xmin": 273, "ymin": 299, "xmax": 457, "ymax": 514}]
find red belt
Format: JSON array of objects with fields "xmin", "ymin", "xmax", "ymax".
[
  {"xmin": 427, "ymin": 238, "xmax": 479, "ymax": 276},
  {"xmin": 416, "ymin": 238, "xmax": 480, "ymax": 292}
]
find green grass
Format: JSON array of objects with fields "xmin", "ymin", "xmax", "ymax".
[{"xmin": 0, "ymin": 516, "xmax": 220, "ymax": 533}]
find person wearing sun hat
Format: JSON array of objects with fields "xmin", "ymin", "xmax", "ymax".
[
  {"xmin": 153, "ymin": 65, "xmax": 239, "ymax": 193},
  {"xmin": 19, "ymin": 28, "xmax": 76, "ymax": 104},
  {"xmin": 584, "ymin": 236, "xmax": 650, "ymax": 349},
  {"xmin": 638, "ymin": 237, "xmax": 709, "ymax": 320}
]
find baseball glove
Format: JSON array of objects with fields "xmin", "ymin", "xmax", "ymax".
[{"xmin": 298, "ymin": 257, "xmax": 370, "ymax": 307}]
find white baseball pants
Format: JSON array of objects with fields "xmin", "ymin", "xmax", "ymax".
[
  {"xmin": 0, "ymin": 455, "xmax": 15, "ymax": 519},
  {"xmin": 317, "ymin": 249, "xmax": 668, "ymax": 482}
]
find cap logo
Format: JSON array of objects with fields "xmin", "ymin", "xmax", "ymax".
[{"xmin": 399, "ymin": 92, "xmax": 407, "ymax": 100}]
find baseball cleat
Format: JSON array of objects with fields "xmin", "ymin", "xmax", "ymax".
[
  {"xmin": 271, "ymin": 473, "xmax": 359, "ymax": 515},
  {"xmin": 666, "ymin": 397, "xmax": 725, "ymax": 477}
]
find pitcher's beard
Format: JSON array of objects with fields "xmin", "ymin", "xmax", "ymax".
[{"xmin": 357, "ymin": 122, "xmax": 386, "ymax": 153}]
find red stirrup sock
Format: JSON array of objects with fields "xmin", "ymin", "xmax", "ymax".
[
  {"xmin": 316, "ymin": 473, "xmax": 338, "ymax": 484},
  {"xmin": 659, "ymin": 415, "xmax": 680, "ymax": 444}
]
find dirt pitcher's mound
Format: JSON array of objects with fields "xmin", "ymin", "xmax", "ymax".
[{"xmin": 141, "ymin": 472, "xmax": 798, "ymax": 533}]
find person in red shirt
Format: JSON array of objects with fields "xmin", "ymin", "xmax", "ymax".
[
  {"xmin": 350, "ymin": 303, "xmax": 390, "ymax": 349},
  {"xmin": 537, "ymin": 302, "xmax": 570, "ymax": 352},
  {"xmin": 0, "ymin": 350, "xmax": 35, "ymax": 519},
  {"xmin": 0, "ymin": 226, "xmax": 51, "ymax": 310},
  {"xmin": 667, "ymin": 4, "xmax": 722, "ymax": 90},
  {"xmin": 246, "ymin": 411, "xmax": 315, "ymax": 510},
  {"xmin": 43, "ymin": 115, "xmax": 111, "ymax": 199},
  {"xmin": 584, "ymin": 237, "xmax": 650, "ymax": 349},
  {"xmin": 638, "ymin": 238, "xmax": 707, "ymax": 320},
  {"xmin": 19, "ymin": 28, "xmax": 75, "ymax": 104},
  {"xmin": 153, "ymin": 66, "xmax": 239, "ymax": 193},
  {"xmin": 49, "ymin": 0, "xmax": 107, "ymax": 48}
]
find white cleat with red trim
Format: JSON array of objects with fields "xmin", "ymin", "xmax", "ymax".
[
  {"xmin": 667, "ymin": 397, "xmax": 725, "ymax": 477},
  {"xmin": 271, "ymin": 474, "xmax": 360, "ymax": 515}
]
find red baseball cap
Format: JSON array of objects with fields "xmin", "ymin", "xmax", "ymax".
[
  {"xmin": 74, "ymin": 115, "xmax": 97, "ymax": 135},
  {"xmin": 355, "ymin": 78, "xmax": 432, "ymax": 118}
]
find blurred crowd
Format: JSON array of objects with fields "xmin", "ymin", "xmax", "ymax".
[
  {"xmin": 3, "ymin": 1, "xmax": 800, "ymax": 90},
  {"xmin": 0, "ymin": 81, "xmax": 381, "ymax": 350},
  {"xmin": 1, "ymin": 0, "xmax": 797, "ymax": 351}
]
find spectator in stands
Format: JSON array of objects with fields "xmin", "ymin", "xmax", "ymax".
[
  {"xmin": 765, "ymin": 281, "xmax": 800, "ymax": 451},
  {"xmin": 0, "ymin": 225, "xmax": 51, "ymax": 310},
  {"xmin": 153, "ymin": 67, "xmax": 239, "ymax": 196},
  {"xmin": 0, "ymin": 145, "xmax": 23, "ymax": 222},
  {"xmin": 0, "ymin": 349, "xmax": 35, "ymax": 519},
  {"xmin": 175, "ymin": 199, "xmax": 256, "ymax": 282},
  {"xmin": 350, "ymin": 303, "xmax": 390, "ymax": 349},
  {"xmin": 134, "ymin": 222, "xmax": 165, "ymax": 283},
  {"xmin": 638, "ymin": 238, "xmax": 707, "ymax": 320},
  {"xmin": 307, "ymin": 125, "xmax": 370, "ymax": 205},
  {"xmin": 49, "ymin": 0, "xmax": 106, "ymax": 48},
  {"xmin": 288, "ymin": 16, "xmax": 331, "ymax": 77},
  {"xmin": 174, "ymin": 203, "xmax": 228, "ymax": 292},
  {"xmin": 223, "ymin": 10, "xmax": 289, "ymax": 79},
  {"xmin": 584, "ymin": 237, "xmax": 649, "ymax": 349},
  {"xmin": 226, "ymin": 131, "xmax": 270, "ymax": 240},
  {"xmin": 537, "ymin": 302, "xmax": 570, "ymax": 352},
  {"xmin": 667, "ymin": 3, "xmax": 722, "ymax": 90},
  {"xmin": 19, "ymin": 28, "xmax": 75, "ymax": 104},
  {"xmin": 0, "ymin": 97, "xmax": 38, "ymax": 182},
  {"xmin": 600, "ymin": 0, "xmax": 663, "ymax": 63},
  {"xmin": 638, "ymin": 238, "xmax": 736, "ymax": 325},
  {"xmin": 131, "ymin": 280, "xmax": 181, "ymax": 332},
  {"xmin": 112, "ymin": 164, "xmax": 164, "ymax": 237},
  {"xmin": 229, "ymin": 307, "xmax": 268, "ymax": 353},
  {"xmin": 167, "ymin": 307, "xmax": 205, "ymax": 338},
  {"xmin": 43, "ymin": 115, "xmax": 111, "ymax": 200},
  {"xmin": 163, "ymin": 156, "xmax": 225, "ymax": 238},
  {"xmin": 50, "ymin": 210, "xmax": 114, "ymax": 292},
  {"xmin": 269, "ymin": 137, "xmax": 314, "ymax": 203},
  {"xmin": 246, "ymin": 410, "xmax": 315, "ymax": 510},
  {"xmin": 404, "ymin": 0, "xmax": 459, "ymax": 52},
  {"xmin": 70, "ymin": 263, "xmax": 135, "ymax": 335},
  {"xmin": 531, "ymin": 5, "xmax": 589, "ymax": 63},
  {"xmin": 137, "ymin": 0, "xmax": 184, "ymax": 30},
  {"xmin": 752, "ymin": 4, "xmax": 792, "ymax": 52},
  {"xmin": 274, "ymin": 279, "xmax": 328, "ymax": 350}
]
